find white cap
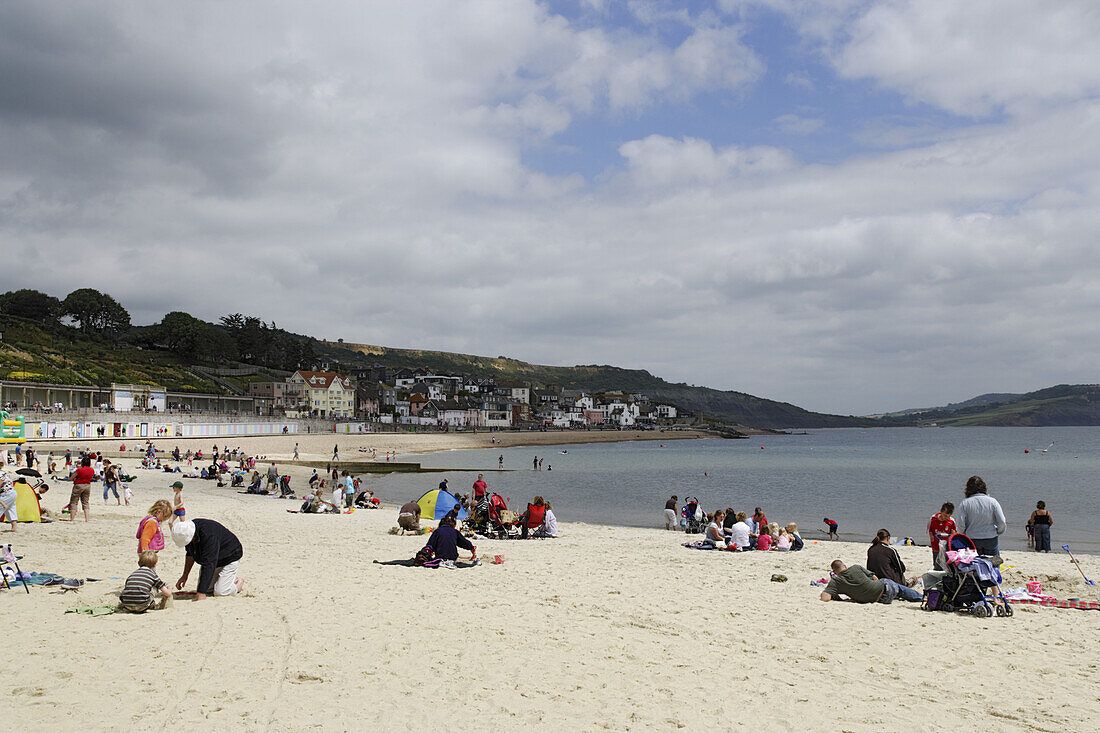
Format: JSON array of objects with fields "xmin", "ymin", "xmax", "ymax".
[{"xmin": 171, "ymin": 519, "xmax": 196, "ymax": 547}]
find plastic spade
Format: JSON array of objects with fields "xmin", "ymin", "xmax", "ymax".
[{"xmin": 1063, "ymin": 544, "xmax": 1095, "ymax": 586}]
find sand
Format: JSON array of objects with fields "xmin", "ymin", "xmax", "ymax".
[{"xmin": 5, "ymin": 437, "xmax": 1099, "ymax": 731}]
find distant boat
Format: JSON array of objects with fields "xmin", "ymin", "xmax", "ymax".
[{"xmin": 1041, "ymin": 441, "xmax": 1054, "ymax": 455}]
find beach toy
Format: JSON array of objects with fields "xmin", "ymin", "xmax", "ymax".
[
  {"xmin": 1026, "ymin": 578, "xmax": 1042, "ymax": 595},
  {"xmin": 492, "ymin": 555, "xmax": 504, "ymax": 564},
  {"xmin": 770, "ymin": 574, "xmax": 787, "ymax": 583},
  {"xmin": 1062, "ymin": 544, "xmax": 1095, "ymax": 585}
]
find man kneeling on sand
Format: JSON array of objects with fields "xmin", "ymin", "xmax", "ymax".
[
  {"xmin": 172, "ymin": 518, "xmax": 244, "ymax": 601},
  {"xmin": 819, "ymin": 559, "xmax": 922, "ymax": 604},
  {"xmin": 396, "ymin": 499, "xmax": 421, "ymax": 534}
]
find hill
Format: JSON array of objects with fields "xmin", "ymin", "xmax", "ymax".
[
  {"xmin": 0, "ymin": 314, "xmax": 221, "ymax": 392},
  {"xmin": 899, "ymin": 385, "xmax": 1100, "ymax": 427},
  {"xmin": 314, "ymin": 340, "xmax": 877, "ymax": 429},
  {"xmin": 875, "ymin": 392, "xmax": 1022, "ymax": 418}
]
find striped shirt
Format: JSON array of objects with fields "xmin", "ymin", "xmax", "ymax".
[{"xmin": 120, "ymin": 567, "xmax": 165, "ymax": 608}]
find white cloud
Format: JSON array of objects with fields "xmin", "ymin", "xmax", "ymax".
[
  {"xmin": 2, "ymin": 1, "xmax": 1100, "ymax": 415},
  {"xmin": 822, "ymin": 1, "xmax": 1100, "ymax": 117}
]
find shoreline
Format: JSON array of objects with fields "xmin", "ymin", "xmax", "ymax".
[{"xmin": 26, "ymin": 426, "xmax": 714, "ymax": 461}]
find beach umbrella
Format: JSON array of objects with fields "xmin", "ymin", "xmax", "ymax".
[{"xmin": 416, "ymin": 489, "xmax": 468, "ymax": 521}]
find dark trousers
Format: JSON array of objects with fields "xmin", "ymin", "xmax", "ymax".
[
  {"xmin": 1033, "ymin": 524, "xmax": 1051, "ymax": 552},
  {"xmin": 973, "ymin": 536, "xmax": 999, "ymax": 556}
]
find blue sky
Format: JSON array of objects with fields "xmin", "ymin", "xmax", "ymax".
[
  {"xmin": 2, "ymin": 1, "xmax": 1100, "ymax": 415},
  {"xmin": 527, "ymin": 1, "xmax": 977, "ymax": 179}
]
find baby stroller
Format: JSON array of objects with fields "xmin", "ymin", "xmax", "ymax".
[
  {"xmin": 468, "ymin": 493, "xmax": 520, "ymax": 539},
  {"xmin": 278, "ymin": 474, "xmax": 294, "ymax": 498},
  {"xmin": 682, "ymin": 498, "xmax": 705, "ymax": 534},
  {"xmin": 927, "ymin": 533, "xmax": 1012, "ymax": 618}
]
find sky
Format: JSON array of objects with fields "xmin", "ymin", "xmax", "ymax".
[{"xmin": 2, "ymin": 1, "xmax": 1100, "ymax": 416}]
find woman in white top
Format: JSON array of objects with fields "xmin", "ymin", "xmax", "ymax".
[
  {"xmin": 534, "ymin": 501, "xmax": 559, "ymax": 538},
  {"xmin": 727, "ymin": 511, "xmax": 752, "ymax": 551},
  {"xmin": 704, "ymin": 510, "xmax": 727, "ymax": 547}
]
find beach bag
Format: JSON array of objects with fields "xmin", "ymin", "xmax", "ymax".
[
  {"xmin": 412, "ymin": 545, "xmax": 435, "ymax": 567},
  {"xmin": 922, "ymin": 588, "xmax": 944, "ymax": 611}
]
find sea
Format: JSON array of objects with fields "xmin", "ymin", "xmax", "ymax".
[{"xmin": 370, "ymin": 426, "xmax": 1100, "ymax": 554}]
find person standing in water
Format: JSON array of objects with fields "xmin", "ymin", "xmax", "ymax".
[{"xmin": 1029, "ymin": 501, "xmax": 1053, "ymax": 553}]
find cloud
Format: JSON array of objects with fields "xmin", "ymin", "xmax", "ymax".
[
  {"xmin": 2, "ymin": 1, "xmax": 1100, "ymax": 416},
  {"xmin": 825, "ymin": 0, "xmax": 1100, "ymax": 117}
]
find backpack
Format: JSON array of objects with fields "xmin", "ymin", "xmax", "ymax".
[
  {"xmin": 922, "ymin": 588, "xmax": 944, "ymax": 611},
  {"xmin": 412, "ymin": 545, "xmax": 435, "ymax": 566}
]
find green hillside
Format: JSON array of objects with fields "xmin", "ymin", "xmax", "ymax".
[
  {"xmin": 0, "ymin": 314, "xmax": 220, "ymax": 392},
  {"xmin": 912, "ymin": 385, "xmax": 1100, "ymax": 427}
]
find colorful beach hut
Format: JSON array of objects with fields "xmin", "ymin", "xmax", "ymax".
[{"xmin": 416, "ymin": 489, "xmax": 467, "ymax": 521}]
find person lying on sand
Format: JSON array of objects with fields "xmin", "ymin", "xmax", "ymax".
[{"xmin": 819, "ymin": 560, "xmax": 921, "ymax": 605}]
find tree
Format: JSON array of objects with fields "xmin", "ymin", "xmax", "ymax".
[
  {"xmin": 61, "ymin": 288, "xmax": 131, "ymax": 336},
  {"xmin": 0, "ymin": 289, "xmax": 61, "ymax": 322},
  {"xmin": 160, "ymin": 311, "xmax": 238, "ymax": 364}
]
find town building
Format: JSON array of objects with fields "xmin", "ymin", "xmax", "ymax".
[{"xmin": 288, "ymin": 370, "xmax": 355, "ymax": 418}]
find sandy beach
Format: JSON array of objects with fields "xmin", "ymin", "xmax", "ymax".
[
  {"xmin": 4, "ymin": 438, "xmax": 1099, "ymax": 732},
  {"xmin": 29, "ymin": 427, "xmax": 709, "ymax": 463}
]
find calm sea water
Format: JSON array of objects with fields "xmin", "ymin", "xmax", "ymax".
[{"xmin": 370, "ymin": 427, "xmax": 1100, "ymax": 554}]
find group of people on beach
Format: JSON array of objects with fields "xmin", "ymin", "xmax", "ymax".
[
  {"xmin": 669, "ymin": 496, "xmax": 804, "ymax": 552},
  {"xmin": 821, "ymin": 475, "xmax": 1049, "ymax": 606},
  {"xmin": 125, "ymin": 481, "xmax": 244, "ymax": 611},
  {"xmin": 667, "ymin": 474, "xmax": 1056, "ymax": 607}
]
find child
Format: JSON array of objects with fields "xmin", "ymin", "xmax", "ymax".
[
  {"xmin": 786, "ymin": 523, "xmax": 804, "ymax": 551},
  {"xmin": 119, "ymin": 551, "xmax": 172, "ymax": 612},
  {"xmin": 823, "ymin": 517, "xmax": 839, "ymax": 540},
  {"xmin": 927, "ymin": 502, "xmax": 956, "ymax": 570},
  {"xmin": 776, "ymin": 524, "xmax": 791, "ymax": 551},
  {"xmin": 171, "ymin": 481, "xmax": 185, "ymax": 522},
  {"xmin": 756, "ymin": 524, "xmax": 773, "ymax": 551},
  {"xmin": 1, "ymin": 471, "xmax": 18, "ymax": 532},
  {"xmin": 122, "ymin": 484, "xmax": 133, "ymax": 506},
  {"xmin": 138, "ymin": 500, "xmax": 173, "ymax": 553}
]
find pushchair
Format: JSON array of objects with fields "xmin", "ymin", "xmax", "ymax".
[
  {"xmin": 926, "ymin": 533, "xmax": 1012, "ymax": 618},
  {"xmin": 468, "ymin": 493, "xmax": 520, "ymax": 539},
  {"xmin": 682, "ymin": 498, "xmax": 705, "ymax": 534}
]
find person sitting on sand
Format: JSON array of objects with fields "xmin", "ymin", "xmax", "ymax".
[
  {"xmin": 397, "ymin": 500, "xmax": 422, "ymax": 534},
  {"xmin": 301, "ymin": 488, "xmax": 325, "ymax": 514},
  {"xmin": 776, "ymin": 524, "xmax": 791, "ymax": 551},
  {"xmin": 756, "ymin": 522, "xmax": 773, "ymax": 551},
  {"xmin": 354, "ymin": 487, "xmax": 379, "ymax": 509},
  {"xmin": 532, "ymin": 501, "xmax": 558, "ymax": 538},
  {"xmin": 866, "ymin": 529, "xmax": 914, "ymax": 586},
  {"xmin": 119, "ymin": 551, "xmax": 172, "ymax": 613},
  {"xmin": 424, "ymin": 512, "xmax": 476, "ymax": 569},
  {"xmin": 703, "ymin": 510, "xmax": 727, "ymax": 548},
  {"xmin": 727, "ymin": 512, "xmax": 751, "ymax": 550},
  {"xmin": 172, "ymin": 518, "xmax": 244, "ymax": 601},
  {"xmin": 0, "ymin": 470, "xmax": 18, "ymax": 532},
  {"xmin": 819, "ymin": 560, "xmax": 922, "ymax": 604}
]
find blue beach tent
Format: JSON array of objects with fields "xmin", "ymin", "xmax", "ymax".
[{"xmin": 416, "ymin": 489, "xmax": 468, "ymax": 521}]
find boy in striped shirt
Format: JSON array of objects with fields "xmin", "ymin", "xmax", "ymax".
[{"xmin": 120, "ymin": 551, "xmax": 172, "ymax": 612}]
